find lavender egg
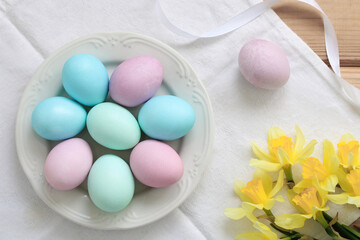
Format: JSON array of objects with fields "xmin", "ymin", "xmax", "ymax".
[
  {"xmin": 238, "ymin": 39, "xmax": 290, "ymax": 89},
  {"xmin": 109, "ymin": 56, "xmax": 163, "ymax": 107}
]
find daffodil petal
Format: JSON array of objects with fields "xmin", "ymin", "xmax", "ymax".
[
  {"xmin": 275, "ymin": 213, "xmax": 312, "ymax": 229},
  {"xmin": 277, "ymin": 148, "xmax": 290, "ymax": 165},
  {"xmin": 323, "ymin": 140, "xmax": 338, "ymax": 172},
  {"xmin": 264, "ymin": 199, "xmax": 275, "ymax": 210},
  {"xmin": 312, "ymin": 177, "xmax": 328, "ymax": 206},
  {"xmin": 241, "ymin": 202, "xmax": 260, "ymax": 222},
  {"xmin": 269, "ymin": 170, "xmax": 284, "ymax": 197},
  {"xmin": 340, "ymin": 133, "xmax": 356, "ymax": 143},
  {"xmin": 337, "ymin": 168, "xmax": 353, "ymax": 193},
  {"xmin": 264, "ymin": 196, "xmax": 284, "ymax": 210},
  {"xmin": 312, "ymin": 206, "xmax": 329, "ymax": 219},
  {"xmin": 295, "ymin": 140, "xmax": 317, "ymax": 164},
  {"xmin": 235, "ymin": 232, "xmax": 269, "ymax": 240},
  {"xmin": 274, "ymin": 195, "xmax": 284, "ymax": 202},
  {"xmin": 243, "ymin": 201, "xmax": 264, "ymax": 210},
  {"xmin": 249, "ymin": 159, "xmax": 282, "ymax": 172},
  {"xmin": 254, "ymin": 221, "xmax": 279, "ymax": 240},
  {"xmin": 294, "ymin": 125, "xmax": 305, "ymax": 154},
  {"xmin": 347, "ymin": 196, "xmax": 360, "ymax": 207},
  {"xmin": 253, "ymin": 170, "xmax": 273, "ymax": 195},
  {"xmin": 348, "ymin": 152, "xmax": 355, "ymax": 169},
  {"xmin": 293, "ymin": 179, "xmax": 313, "ymax": 193},
  {"xmin": 320, "ymin": 175, "xmax": 338, "ymax": 192},
  {"xmin": 224, "ymin": 208, "xmax": 246, "ymax": 220},
  {"xmin": 234, "ymin": 180, "xmax": 252, "ymax": 202},
  {"xmin": 252, "ymin": 141, "xmax": 275, "ymax": 162},
  {"xmin": 268, "ymin": 127, "xmax": 286, "ymax": 142},
  {"xmin": 327, "ymin": 193, "xmax": 349, "ymax": 205}
]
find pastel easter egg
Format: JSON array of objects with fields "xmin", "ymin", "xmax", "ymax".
[
  {"xmin": 138, "ymin": 95, "xmax": 195, "ymax": 141},
  {"xmin": 88, "ymin": 154, "xmax": 134, "ymax": 212},
  {"xmin": 31, "ymin": 96, "xmax": 87, "ymax": 141},
  {"xmin": 130, "ymin": 140, "xmax": 183, "ymax": 188},
  {"xmin": 86, "ymin": 102, "xmax": 141, "ymax": 150},
  {"xmin": 62, "ymin": 54, "xmax": 109, "ymax": 106},
  {"xmin": 238, "ymin": 39, "xmax": 290, "ymax": 89},
  {"xmin": 44, "ymin": 138, "xmax": 93, "ymax": 190},
  {"xmin": 109, "ymin": 56, "xmax": 163, "ymax": 107}
]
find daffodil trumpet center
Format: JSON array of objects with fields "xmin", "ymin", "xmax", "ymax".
[
  {"xmin": 270, "ymin": 136, "xmax": 294, "ymax": 162},
  {"xmin": 292, "ymin": 187, "xmax": 320, "ymax": 214},
  {"xmin": 347, "ymin": 169, "xmax": 360, "ymax": 196},
  {"xmin": 302, "ymin": 157, "xmax": 328, "ymax": 181},
  {"xmin": 338, "ymin": 140, "xmax": 359, "ymax": 167},
  {"xmin": 241, "ymin": 178, "xmax": 268, "ymax": 204}
]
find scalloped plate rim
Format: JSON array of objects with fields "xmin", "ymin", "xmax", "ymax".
[{"xmin": 15, "ymin": 31, "xmax": 214, "ymax": 229}]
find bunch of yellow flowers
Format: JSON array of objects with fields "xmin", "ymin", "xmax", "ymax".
[{"xmin": 225, "ymin": 126, "xmax": 360, "ymax": 240}]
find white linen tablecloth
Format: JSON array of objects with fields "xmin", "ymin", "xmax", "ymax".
[{"xmin": 1, "ymin": 0, "xmax": 359, "ymax": 239}]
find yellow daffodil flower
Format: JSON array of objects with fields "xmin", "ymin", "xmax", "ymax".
[
  {"xmin": 337, "ymin": 133, "xmax": 360, "ymax": 169},
  {"xmin": 250, "ymin": 125, "xmax": 317, "ymax": 172},
  {"xmin": 235, "ymin": 222, "xmax": 279, "ymax": 240},
  {"xmin": 275, "ymin": 186, "xmax": 329, "ymax": 229},
  {"xmin": 327, "ymin": 168, "xmax": 360, "ymax": 207},
  {"xmin": 294, "ymin": 140, "xmax": 339, "ymax": 192},
  {"xmin": 225, "ymin": 170, "xmax": 284, "ymax": 222}
]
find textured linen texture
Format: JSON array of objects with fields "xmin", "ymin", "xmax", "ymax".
[{"xmin": 1, "ymin": 0, "xmax": 359, "ymax": 239}]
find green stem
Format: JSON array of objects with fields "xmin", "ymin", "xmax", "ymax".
[
  {"xmin": 283, "ymin": 165, "xmax": 294, "ymax": 188},
  {"xmin": 316, "ymin": 212, "xmax": 339, "ymax": 238},
  {"xmin": 280, "ymin": 234, "xmax": 304, "ymax": 240},
  {"xmin": 323, "ymin": 212, "xmax": 360, "ymax": 239},
  {"xmin": 270, "ymin": 223, "xmax": 293, "ymax": 236},
  {"xmin": 264, "ymin": 209, "xmax": 275, "ymax": 218},
  {"xmin": 342, "ymin": 225, "xmax": 360, "ymax": 238}
]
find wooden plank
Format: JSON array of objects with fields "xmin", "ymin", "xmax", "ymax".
[
  {"xmin": 272, "ymin": 0, "xmax": 360, "ymax": 87},
  {"xmin": 342, "ymin": 67, "xmax": 360, "ymax": 89}
]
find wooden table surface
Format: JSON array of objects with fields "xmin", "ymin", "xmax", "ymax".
[{"xmin": 272, "ymin": 0, "xmax": 360, "ymax": 88}]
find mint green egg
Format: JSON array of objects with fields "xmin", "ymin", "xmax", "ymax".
[
  {"xmin": 88, "ymin": 154, "xmax": 134, "ymax": 212},
  {"xmin": 87, "ymin": 102, "xmax": 141, "ymax": 150}
]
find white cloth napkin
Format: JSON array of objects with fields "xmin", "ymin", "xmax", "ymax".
[{"xmin": 1, "ymin": 0, "xmax": 359, "ymax": 239}]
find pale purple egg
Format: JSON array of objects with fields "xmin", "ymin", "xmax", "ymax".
[
  {"xmin": 44, "ymin": 138, "xmax": 93, "ymax": 190},
  {"xmin": 238, "ymin": 39, "xmax": 290, "ymax": 89},
  {"xmin": 130, "ymin": 140, "xmax": 183, "ymax": 188},
  {"xmin": 109, "ymin": 56, "xmax": 163, "ymax": 107}
]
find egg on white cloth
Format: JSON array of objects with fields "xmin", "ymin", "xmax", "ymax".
[{"xmin": 238, "ymin": 39, "xmax": 290, "ymax": 89}]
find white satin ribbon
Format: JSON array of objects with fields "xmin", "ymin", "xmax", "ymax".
[{"xmin": 157, "ymin": 0, "xmax": 360, "ymax": 106}]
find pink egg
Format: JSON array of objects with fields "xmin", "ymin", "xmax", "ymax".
[
  {"xmin": 238, "ymin": 39, "xmax": 290, "ymax": 89},
  {"xmin": 109, "ymin": 56, "xmax": 163, "ymax": 107},
  {"xmin": 130, "ymin": 140, "xmax": 183, "ymax": 188},
  {"xmin": 44, "ymin": 138, "xmax": 93, "ymax": 190}
]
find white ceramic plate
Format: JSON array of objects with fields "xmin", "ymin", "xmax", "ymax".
[{"xmin": 15, "ymin": 32, "xmax": 214, "ymax": 229}]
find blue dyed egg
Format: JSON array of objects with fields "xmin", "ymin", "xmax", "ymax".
[
  {"xmin": 62, "ymin": 54, "xmax": 109, "ymax": 106},
  {"xmin": 31, "ymin": 97, "xmax": 87, "ymax": 140},
  {"xmin": 138, "ymin": 95, "xmax": 195, "ymax": 141}
]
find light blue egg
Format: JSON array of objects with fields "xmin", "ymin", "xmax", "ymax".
[
  {"xmin": 62, "ymin": 54, "xmax": 109, "ymax": 106},
  {"xmin": 31, "ymin": 97, "xmax": 87, "ymax": 140},
  {"xmin": 138, "ymin": 95, "xmax": 195, "ymax": 141},
  {"xmin": 88, "ymin": 154, "xmax": 134, "ymax": 212}
]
